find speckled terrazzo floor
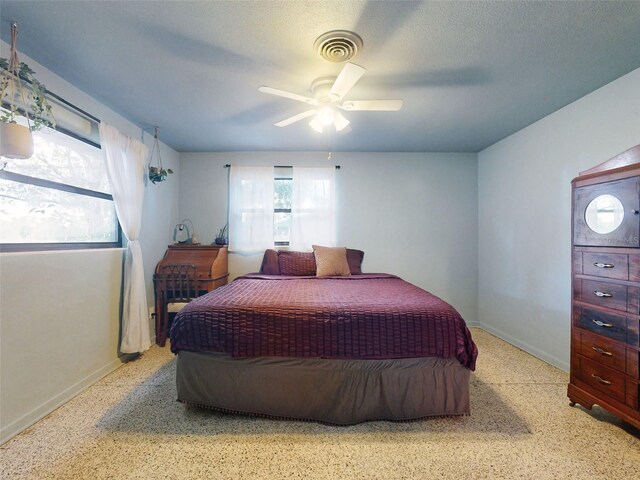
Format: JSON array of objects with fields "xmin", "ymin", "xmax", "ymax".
[{"xmin": 1, "ymin": 328, "xmax": 638, "ymax": 479}]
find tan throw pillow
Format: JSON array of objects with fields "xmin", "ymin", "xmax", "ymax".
[{"xmin": 312, "ymin": 245, "xmax": 351, "ymax": 277}]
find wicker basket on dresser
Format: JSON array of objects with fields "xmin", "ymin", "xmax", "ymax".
[{"xmin": 569, "ymin": 144, "xmax": 640, "ymax": 429}]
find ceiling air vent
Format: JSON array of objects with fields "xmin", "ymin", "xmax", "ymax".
[{"xmin": 314, "ymin": 30, "xmax": 363, "ymax": 63}]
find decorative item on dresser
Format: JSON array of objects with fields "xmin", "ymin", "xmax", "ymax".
[
  {"xmin": 173, "ymin": 219, "xmax": 198, "ymax": 244},
  {"xmin": 569, "ymin": 144, "xmax": 640, "ymax": 430},
  {"xmin": 214, "ymin": 223, "xmax": 228, "ymax": 245},
  {"xmin": 153, "ymin": 245, "xmax": 228, "ymax": 346}
]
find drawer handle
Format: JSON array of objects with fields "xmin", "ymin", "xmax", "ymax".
[
  {"xmin": 591, "ymin": 374, "xmax": 612, "ymax": 385},
  {"xmin": 593, "ymin": 262, "xmax": 614, "ymax": 269},
  {"xmin": 591, "ymin": 346, "xmax": 613, "ymax": 356},
  {"xmin": 593, "ymin": 290, "xmax": 613, "ymax": 298},
  {"xmin": 591, "ymin": 319, "xmax": 613, "ymax": 328}
]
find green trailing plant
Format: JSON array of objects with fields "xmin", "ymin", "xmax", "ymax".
[
  {"xmin": 0, "ymin": 58, "xmax": 56, "ymax": 131},
  {"xmin": 148, "ymin": 165, "xmax": 174, "ymax": 184}
]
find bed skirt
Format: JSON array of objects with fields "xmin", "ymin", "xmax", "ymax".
[{"xmin": 176, "ymin": 351, "xmax": 471, "ymax": 425}]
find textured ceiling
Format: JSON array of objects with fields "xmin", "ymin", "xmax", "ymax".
[{"xmin": 1, "ymin": 1, "xmax": 640, "ymax": 153}]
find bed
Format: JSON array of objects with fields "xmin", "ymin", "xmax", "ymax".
[{"xmin": 169, "ymin": 249, "xmax": 478, "ymax": 425}]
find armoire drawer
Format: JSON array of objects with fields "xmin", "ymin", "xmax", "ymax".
[
  {"xmin": 628, "ymin": 349, "xmax": 640, "ymax": 379},
  {"xmin": 576, "ymin": 279, "xmax": 636, "ymax": 313},
  {"xmin": 582, "ymin": 253, "xmax": 629, "ymax": 280},
  {"xmin": 573, "ymin": 307, "xmax": 628, "ymax": 343},
  {"xmin": 575, "ymin": 329, "xmax": 626, "ymax": 373},
  {"xmin": 577, "ymin": 356, "xmax": 627, "ymax": 403},
  {"xmin": 628, "ymin": 380, "xmax": 639, "ymax": 410},
  {"xmin": 629, "ymin": 317, "xmax": 640, "ymax": 347}
]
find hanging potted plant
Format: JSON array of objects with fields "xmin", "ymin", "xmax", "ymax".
[
  {"xmin": 148, "ymin": 126, "xmax": 173, "ymax": 184},
  {"xmin": 1, "ymin": 22, "xmax": 55, "ymax": 159}
]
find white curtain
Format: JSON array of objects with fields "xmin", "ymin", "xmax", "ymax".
[
  {"xmin": 229, "ymin": 166, "xmax": 274, "ymax": 252},
  {"xmin": 290, "ymin": 167, "xmax": 336, "ymax": 250},
  {"xmin": 99, "ymin": 122, "xmax": 151, "ymax": 354}
]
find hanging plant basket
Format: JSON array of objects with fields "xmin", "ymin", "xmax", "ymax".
[
  {"xmin": 148, "ymin": 126, "xmax": 173, "ymax": 184},
  {"xmin": 1, "ymin": 22, "xmax": 55, "ymax": 160},
  {"xmin": 0, "ymin": 122, "xmax": 33, "ymax": 159},
  {"xmin": 148, "ymin": 165, "xmax": 173, "ymax": 184}
]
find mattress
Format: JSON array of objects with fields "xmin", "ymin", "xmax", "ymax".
[{"xmin": 170, "ymin": 273, "xmax": 477, "ymax": 370}]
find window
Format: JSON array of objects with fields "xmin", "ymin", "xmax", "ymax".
[
  {"xmin": 274, "ymin": 167, "xmax": 292, "ymax": 245},
  {"xmin": 290, "ymin": 166, "xmax": 336, "ymax": 250},
  {"xmin": 0, "ymin": 100, "xmax": 120, "ymax": 251},
  {"xmin": 228, "ymin": 166, "xmax": 274, "ymax": 252},
  {"xmin": 228, "ymin": 165, "xmax": 335, "ymax": 251}
]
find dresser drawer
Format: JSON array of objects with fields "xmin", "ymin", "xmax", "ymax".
[
  {"xmin": 629, "ymin": 317, "xmax": 640, "ymax": 347},
  {"xmin": 577, "ymin": 330, "xmax": 626, "ymax": 372},
  {"xmin": 582, "ymin": 253, "xmax": 629, "ymax": 280},
  {"xmin": 574, "ymin": 307, "xmax": 627, "ymax": 343},
  {"xmin": 628, "ymin": 379, "xmax": 639, "ymax": 411},
  {"xmin": 629, "ymin": 255, "xmax": 640, "ymax": 281},
  {"xmin": 628, "ymin": 349, "xmax": 640, "ymax": 379},
  {"xmin": 577, "ymin": 279, "xmax": 631, "ymax": 312},
  {"xmin": 577, "ymin": 356, "xmax": 627, "ymax": 403},
  {"xmin": 573, "ymin": 252, "xmax": 583, "ymax": 275}
]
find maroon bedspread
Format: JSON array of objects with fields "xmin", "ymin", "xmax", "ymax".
[{"xmin": 169, "ymin": 274, "xmax": 478, "ymax": 370}]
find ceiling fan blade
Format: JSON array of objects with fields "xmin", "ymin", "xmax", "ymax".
[
  {"xmin": 340, "ymin": 100, "xmax": 403, "ymax": 111},
  {"xmin": 274, "ymin": 109, "xmax": 317, "ymax": 127},
  {"xmin": 329, "ymin": 62, "xmax": 366, "ymax": 101},
  {"xmin": 259, "ymin": 86, "xmax": 319, "ymax": 105}
]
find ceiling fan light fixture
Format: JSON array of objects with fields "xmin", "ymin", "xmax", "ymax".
[
  {"xmin": 309, "ymin": 116, "xmax": 324, "ymax": 133},
  {"xmin": 334, "ymin": 111, "xmax": 350, "ymax": 131},
  {"xmin": 318, "ymin": 106, "xmax": 334, "ymax": 126},
  {"xmin": 309, "ymin": 109, "xmax": 349, "ymax": 133}
]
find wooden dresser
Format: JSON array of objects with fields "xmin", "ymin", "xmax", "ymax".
[
  {"xmin": 569, "ymin": 145, "xmax": 640, "ymax": 429},
  {"xmin": 153, "ymin": 245, "xmax": 229, "ymax": 344}
]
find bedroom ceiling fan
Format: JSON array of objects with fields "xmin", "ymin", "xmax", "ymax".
[{"xmin": 259, "ymin": 62, "xmax": 403, "ymax": 133}]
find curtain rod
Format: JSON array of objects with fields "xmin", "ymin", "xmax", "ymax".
[{"xmin": 223, "ymin": 164, "xmax": 340, "ymax": 169}]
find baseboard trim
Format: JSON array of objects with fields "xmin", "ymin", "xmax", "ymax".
[
  {"xmin": 0, "ymin": 357, "xmax": 125, "ymax": 445},
  {"xmin": 477, "ymin": 323, "xmax": 569, "ymax": 373}
]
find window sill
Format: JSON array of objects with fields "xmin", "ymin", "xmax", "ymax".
[{"xmin": 0, "ymin": 247, "xmax": 125, "ymax": 256}]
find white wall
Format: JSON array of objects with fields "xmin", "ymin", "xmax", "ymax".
[
  {"xmin": 478, "ymin": 68, "xmax": 640, "ymax": 371},
  {"xmin": 0, "ymin": 44, "xmax": 180, "ymax": 443},
  {"xmin": 179, "ymin": 151, "xmax": 478, "ymax": 325}
]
